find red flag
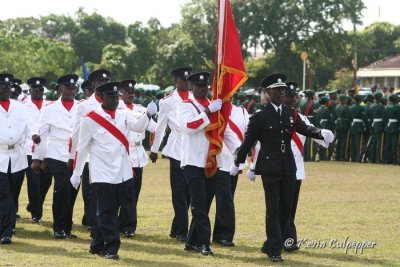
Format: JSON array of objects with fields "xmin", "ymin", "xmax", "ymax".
[{"xmin": 204, "ymin": 0, "xmax": 247, "ymax": 177}]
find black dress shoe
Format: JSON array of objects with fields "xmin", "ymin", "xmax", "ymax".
[
  {"xmin": 284, "ymin": 244, "xmax": 299, "ymax": 252},
  {"xmin": 15, "ymin": 213, "xmax": 20, "ymax": 219},
  {"xmin": 104, "ymin": 254, "xmax": 119, "ymax": 260},
  {"xmin": 53, "ymin": 231, "xmax": 67, "ymax": 239},
  {"xmin": 270, "ymin": 255, "xmax": 284, "ymax": 263},
  {"xmin": 215, "ymin": 239, "xmax": 235, "ymax": 247},
  {"xmin": 89, "ymin": 249, "xmax": 104, "ymax": 256},
  {"xmin": 121, "ymin": 230, "xmax": 134, "ymax": 238},
  {"xmin": 0, "ymin": 236, "xmax": 12, "ymax": 245},
  {"xmin": 261, "ymin": 246, "xmax": 270, "ymax": 256},
  {"xmin": 201, "ymin": 244, "xmax": 213, "ymax": 256},
  {"xmin": 12, "ymin": 229, "xmax": 16, "ymax": 235},
  {"xmin": 176, "ymin": 234, "xmax": 187, "ymax": 242},
  {"xmin": 169, "ymin": 233, "xmax": 177, "ymax": 238},
  {"xmin": 31, "ymin": 217, "xmax": 42, "ymax": 224},
  {"xmin": 184, "ymin": 244, "xmax": 201, "ymax": 252}
]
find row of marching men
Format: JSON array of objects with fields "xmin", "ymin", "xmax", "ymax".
[
  {"xmin": 0, "ymin": 68, "xmax": 335, "ymax": 262},
  {"xmin": 0, "ymin": 70, "xmax": 156, "ymax": 253},
  {"xmin": 0, "ymin": 67, "xmax": 248, "ymax": 260},
  {"xmin": 300, "ymin": 90, "xmax": 400, "ymax": 164}
]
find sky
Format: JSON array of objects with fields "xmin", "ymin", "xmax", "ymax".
[{"xmin": 0, "ymin": 0, "xmax": 400, "ymax": 29}]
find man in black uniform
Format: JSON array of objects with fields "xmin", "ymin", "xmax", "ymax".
[{"xmin": 231, "ymin": 73, "xmax": 334, "ymax": 262}]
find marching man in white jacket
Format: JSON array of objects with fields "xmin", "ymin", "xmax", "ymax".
[
  {"xmin": 32, "ymin": 74, "xmax": 80, "ymax": 239},
  {"xmin": 149, "ymin": 67, "xmax": 193, "ymax": 242},
  {"xmin": 0, "ymin": 73, "xmax": 33, "ymax": 244},
  {"xmin": 70, "ymin": 82, "xmax": 157, "ymax": 260},
  {"xmin": 117, "ymin": 79, "xmax": 157, "ymax": 237},
  {"xmin": 178, "ymin": 71, "xmax": 224, "ymax": 256}
]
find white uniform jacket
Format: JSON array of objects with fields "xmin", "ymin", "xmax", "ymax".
[
  {"xmin": 69, "ymin": 94, "xmax": 101, "ymax": 160},
  {"xmin": 72, "ymin": 107, "xmax": 150, "ymax": 184},
  {"xmin": 218, "ymin": 105, "xmax": 249, "ymax": 172},
  {"xmin": 32, "ymin": 99, "xmax": 77, "ymax": 162},
  {"xmin": 117, "ymin": 100, "xmax": 157, "ymax": 167},
  {"xmin": 0, "ymin": 100, "xmax": 31, "ymax": 173},
  {"xmin": 178, "ymin": 99, "xmax": 211, "ymax": 168},
  {"xmin": 150, "ymin": 89, "xmax": 193, "ymax": 160},
  {"xmin": 24, "ymin": 98, "xmax": 52, "ymax": 157}
]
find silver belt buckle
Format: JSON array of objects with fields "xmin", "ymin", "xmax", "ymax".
[
  {"xmin": 8, "ymin": 144, "xmax": 15, "ymax": 150},
  {"xmin": 135, "ymin": 141, "xmax": 141, "ymax": 146},
  {"xmin": 281, "ymin": 144, "xmax": 286, "ymax": 152}
]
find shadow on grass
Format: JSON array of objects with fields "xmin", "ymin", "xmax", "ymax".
[{"xmin": 299, "ymin": 249, "xmax": 391, "ymax": 265}]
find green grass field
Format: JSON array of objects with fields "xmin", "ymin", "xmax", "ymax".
[{"xmin": 1, "ymin": 159, "xmax": 399, "ymax": 266}]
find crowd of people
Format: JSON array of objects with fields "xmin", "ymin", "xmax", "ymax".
[{"xmin": 2, "ymin": 66, "xmax": 391, "ymax": 263}]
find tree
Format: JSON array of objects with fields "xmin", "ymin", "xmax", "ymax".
[{"xmin": 0, "ymin": 32, "xmax": 77, "ymax": 82}]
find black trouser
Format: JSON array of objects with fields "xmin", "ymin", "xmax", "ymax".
[
  {"xmin": 26, "ymin": 156, "xmax": 52, "ymax": 219},
  {"xmin": 81, "ymin": 163, "xmax": 94, "ymax": 227},
  {"xmin": 231, "ymin": 174, "xmax": 239, "ymax": 199},
  {"xmin": 91, "ymin": 182, "xmax": 124, "ymax": 255},
  {"xmin": 283, "ymin": 180, "xmax": 302, "ymax": 245},
  {"xmin": 13, "ymin": 164, "xmax": 25, "ymax": 215},
  {"xmin": 118, "ymin": 178, "xmax": 136, "ymax": 233},
  {"xmin": 46, "ymin": 158, "xmax": 79, "ymax": 234},
  {"xmin": 132, "ymin": 167, "xmax": 143, "ymax": 232},
  {"xmin": 169, "ymin": 158, "xmax": 190, "ymax": 237},
  {"xmin": 261, "ymin": 175, "xmax": 296, "ymax": 257},
  {"xmin": 0, "ymin": 161, "xmax": 23, "ymax": 238},
  {"xmin": 213, "ymin": 170, "xmax": 235, "ymax": 242},
  {"xmin": 184, "ymin": 165, "xmax": 216, "ymax": 247}
]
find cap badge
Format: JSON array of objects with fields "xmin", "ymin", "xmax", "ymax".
[
  {"xmin": 103, "ymin": 73, "xmax": 107, "ymax": 78},
  {"xmin": 5, "ymin": 77, "xmax": 9, "ymax": 82},
  {"xmin": 200, "ymin": 75, "xmax": 204, "ymax": 80},
  {"xmin": 36, "ymin": 80, "xmax": 40, "ymax": 85},
  {"xmin": 184, "ymin": 71, "xmax": 188, "ymax": 76},
  {"xmin": 70, "ymin": 78, "xmax": 74, "ymax": 83},
  {"xmin": 277, "ymin": 78, "xmax": 282, "ymax": 83},
  {"xmin": 113, "ymin": 86, "xmax": 117, "ymax": 91},
  {"xmin": 128, "ymin": 83, "xmax": 132, "ymax": 87},
  {"xmin": 10, "ymin": 87, "xmax": 15, "ymax": 92},
  {"xmin": 290, "ymin": 85, "xmax": 294, "ymax": 89}
]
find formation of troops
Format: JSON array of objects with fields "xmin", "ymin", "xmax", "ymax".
[
  {"xmin": 233, "ymin": 87, "xmax": 400, "ymax": 165},
  {"xmin": 0, "ymin": 65, "xmax": 393, "ymax": 263}
]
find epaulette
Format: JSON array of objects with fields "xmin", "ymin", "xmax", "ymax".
[
  {"xmin": 45, "ymin": 101, "xmax": 55, "ymax": 106},
  {"xmin": 137, "ymin": 103, "xmax": 143, "ymax": 107},
  {"xmin": 78, "ymin": 99, "xmax": 87, "ymax": 104},
  {"xmin": 182, "ymin": 99, "xmax": 192, "ymax": 103}
]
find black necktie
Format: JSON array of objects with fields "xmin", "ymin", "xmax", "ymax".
[{"xmin": 277, "ymin": 108, "xmax": 281, "ymax": 117}]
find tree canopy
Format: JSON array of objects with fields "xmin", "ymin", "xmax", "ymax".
[{"xmin": 1, "ymin": 1, "xmax": 398, "ymax": 90}]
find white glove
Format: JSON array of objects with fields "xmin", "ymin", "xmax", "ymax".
[
  {"xmin": 321, "ymin": 129, "xmax": 334, "ymax": 144},
  {"xmin": 208, "ymin": 99, "xmax": 222, "ymax": 113},
  {"xmin": 70, "ymin": 175, "xmax": 81, "ymax": 190},
  {"xmin": 146, "ymin": 101, "xmax": 158, "ymax": 116},
  {"xmin": 230, "ymin": 164, "xmax": 240, "ymax": 176},
  {"xmin": 245, "ymin": 169, "xmax": 256, "ymax": 182}
]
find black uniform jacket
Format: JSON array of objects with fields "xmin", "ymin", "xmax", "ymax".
[{"xmin": 236, "ymin": 102, "xmax": 323, "ymax": 178}]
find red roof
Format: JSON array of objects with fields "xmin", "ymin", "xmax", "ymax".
[{"xmin": 364, "ymin": 55, "xmax": 400, "ymax": 69}]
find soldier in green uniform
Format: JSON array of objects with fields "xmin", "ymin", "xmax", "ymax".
[
  {"xmin": 369, "ymin": 92, "xmax": 387, "ymax": 163},
  {"xmin": 300, "ymin": 90, "xmax": 319, "ymax": 161},
  {"xmin": 384, "ymin": 94, "xmax": 400, "ymax": 164},
  {"xmin": 335, "ymin": 94, "xmax": 350, "ymax": 161},
  {"xmin": 133, "ymin": 88, "xmax": 141, "ymax": 104},
  {"xmin": 347, "ymin": 88, "xmax": 355, "ymax": 106},
  {"xmin": 361, "ymin": 93, "xmax": 374, "ymax": 162},
  {"xmin": 348, "ymin": 95, "xmax": 366, "ymax": 162},
  {"xmin": 315, "ymin": 97, "xmax": 334, "ymax": 160}
]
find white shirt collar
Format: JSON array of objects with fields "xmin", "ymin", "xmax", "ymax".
[{"xmin": 270, "ymin": 102, "xmax": 282, "ymax": 112}]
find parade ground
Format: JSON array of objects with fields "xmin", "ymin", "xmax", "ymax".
[{"xmin": 1, "ymin": 159, "xmax": 399, "ymax": 266}]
